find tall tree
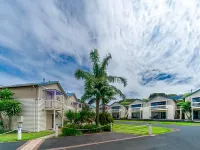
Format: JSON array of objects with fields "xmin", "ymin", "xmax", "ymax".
[
  {"xmin": 0, "ymin": 88, "xmax": 21, "ymax": 129},
  {"xmin": 75, "ymin": 49, "xmax": 127, "ymax": 125}
]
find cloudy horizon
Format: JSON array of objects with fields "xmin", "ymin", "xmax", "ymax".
[{"xmin": 0, "ymin": 0, "xmax": 200, "ymax": 99}]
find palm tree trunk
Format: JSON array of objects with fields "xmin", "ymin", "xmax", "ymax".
[
  {"xmin": 96, "ymin": 99, "xmax": 100, "ymax": 126},
  {"xmin": 102, "ymin": 103, "xmax": 105, "ymax": 113}
]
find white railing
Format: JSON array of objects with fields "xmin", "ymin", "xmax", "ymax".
[
  {"xmin": 192, "ymin": 102, "xmax": 200, "ymax": 107},
  {"xmin": 130, "ymin": 107, "xmax": 142, "ymax": 111},
  {"xmin": 111, "ymin": 109, "xmax": 121, "ymax": 112},
  {"xmin": 150, "ymin": 105, "xmax": 167, "ymax": 110},
  {"xmin": 45, "ymin": 100, "xmax": 63, "ymax": 109}
]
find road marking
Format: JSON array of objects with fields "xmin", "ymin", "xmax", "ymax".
[{"xmin": 47, "ymin": 135, "xmax": 153, "ymax": 150}]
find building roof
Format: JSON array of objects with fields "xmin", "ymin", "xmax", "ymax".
[
  {"xmin": 66, "ymin": 93, "xmax": 75, "ymax": 97},
  {"xmin": 183, "ymin": 89, "xmax": 200, "ymax": 98},
  {"xmin": 0, "ymin": 81, "xmax": 68, "ymax": 97}
]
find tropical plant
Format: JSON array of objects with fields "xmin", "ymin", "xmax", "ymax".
[
  {"xmin": 0, "ymin": 88, "xmax": 21, "ymax": 129},
  {"xmin": 99, "ymin": 112, "xmax": 114, "ymax": 125},
  {"xmin": 177, "ymin": 101, "xmax": 191, "ymax": 119},
  {"xmin": 74, "ymin": 49, "xmax": 127, "ymax": 125}
]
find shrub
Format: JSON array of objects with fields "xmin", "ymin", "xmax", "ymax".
[
  {"xmin": 102, "ymin": 124, "xmax": 111, "ymax": 131},
  {"xmin": 80, "ymin": 124, "xmax": 101, "ymax": 133},
  {"xmin": 99, "ymin": 112, "xmax": 114, "ymax": 125},
  {"xmin": 62, "ymin": 127, "xmax": 82, "ymax": 136}
]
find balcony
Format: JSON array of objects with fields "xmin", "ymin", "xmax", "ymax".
[
  {"xmin": 130, "ymin": 107, "xmax": 142, "ymax": 112},
  {"xmin": 192, "ymin": 102, "xmax": 200, "ymax": 108},
  {"xmin": 111, "ymin": 109, "xmax": 121, "ymax": 112},
  {"xmin": 45, "ymin": 100, "xmax": 63, "ymax": 110},
  {"xmin": 150, "ymin": 105, "xmax": 167, "ymax": 110}
]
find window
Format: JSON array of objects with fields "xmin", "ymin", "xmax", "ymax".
[
  {"xmin": 151, "ymin": 101, "xmax": 166, "ymax": 106},
  {"xmin": 131, "ymin": 104, "xmax": 142, "ymax": 108},
  {"xmin": 112, "ymin": 106, "xmax": 120, "ymax": 109},
  {"xmin": 192, "ymin": 97, "xmax": 200, "ymax": 102}
]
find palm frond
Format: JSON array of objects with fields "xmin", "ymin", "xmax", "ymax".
[
  {"xmin": 109, "ymin": 85, "xmax": 126, "ymax": 100},
  {"xmin": 90, "ymin": 49, "xmax": 99, "ymax": 64},
  {"xmin": 108, "ymin": 76, "xmax": 127, "ymax": 87},
  {"xmin": 74, "ymin": 69, "xmax": 93, "ymax": 80},
  {"xmin": 88, "ymin": 98, "xmax": 96, "ymax": 104},
  {"xmin": 99, "ymin": 53, "xmax": 112, "ymax": 75}
]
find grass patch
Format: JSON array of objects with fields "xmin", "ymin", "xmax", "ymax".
[
  {"xmin": 115, "ymin": 120, "xmax": 200, "ymax": 126},
  {"xmin": 113, "ymin": 124, "xmax": 172, "ymax": 135},
  {"xmin": 0, "ymin": 131, "xmax": 54, "ymax": 142}
]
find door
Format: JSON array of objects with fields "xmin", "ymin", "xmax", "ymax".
[{"xmin": 46, "ymin": 114, "xmax": 53, "ymax": 130}]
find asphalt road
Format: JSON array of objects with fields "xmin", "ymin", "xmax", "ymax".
[
  {"xmin": 0, "ymin": 141, "xmax": 25, "ymax": 150},
  {"xmin": 38, "ymin": 121, "xmax": 200, "ymax": 150},
  {"xmin": 67, "ymin": 124, "xmax": 200, "ymax": 150}
]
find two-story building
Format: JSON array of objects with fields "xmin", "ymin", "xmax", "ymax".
[
  {"xmin": 128, "ymin": 99, "xmax": 143, "ymax": 119},
  {"xmin": 185, "ymin": 89, "xmax": 200, "ymax": 120},
  {"xmin": 128, "ymin": 95, "xmax": 178, "ymax": 120},
  {"xmin": 109, "ymin": 102, "xmax": 127, "ymax": 119},
  {"xmin": 0, "ymin": 81, "xmax": 81, "ymax": 132}
]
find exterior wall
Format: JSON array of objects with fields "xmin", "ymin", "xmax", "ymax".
[
  {"xmin": 110, "ymin": 103, "xmax": 127, "ymax": 118},
  {"xmin": 5, "ymin": 86, "xmax": 37, "ymax": 99},
  {"xmin": 128, "ymin": 100, "xmax": 144, "ymax": 119},
  {"xmin": 64, "ymin": 95, "xmax": 81, "ymax": 112},
  {"xmin": 143, "ymin": 107, "xmax": 150, "ymax": 119},
  {"xmin": 148, "ymin": 96, "xmax": 176, "ymax": 120},
  {"xmin": 11, "ymin": 98, "xmax": 36, "ymax": 131},
  {"xmin": 185, "ymin": 91, "xmax": 200, "ymax": 120}
]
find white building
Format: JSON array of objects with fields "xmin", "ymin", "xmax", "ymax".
[
  {"xmin": 109, "ymin": 102, "xmax": 127, "ymax": 119},
  {"xmin": 128, "ymin": 95, "xmax": 179, "ymax": 120},
  {"xmin": 185, "ymin": 89, "xmax": 200, "ymax": 120},
  {"xmin": 0, "ymin": 81, "xmax": 82, "ymax": 132}
]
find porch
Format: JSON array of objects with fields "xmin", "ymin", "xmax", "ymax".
[{"xmin": 44, "ymin": 89, "xmax": 65, "ymax": 130}]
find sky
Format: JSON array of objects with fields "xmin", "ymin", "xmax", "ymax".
[{"xmin": 0, "ymin": 0, "xmax": 200, "ymax": 99}]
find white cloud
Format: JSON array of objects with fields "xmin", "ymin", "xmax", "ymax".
[{"xmin": 0, "ymin": 0, "xmax": 200, "ymax": 98}]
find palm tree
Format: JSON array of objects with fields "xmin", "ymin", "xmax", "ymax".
[
  {"xmin": 74, "ymin": 49, "xmax": 127, "ymax": 125},
  {"xmin": 177, "ymin": 101, "xmax": 191, "ymax": 119}
]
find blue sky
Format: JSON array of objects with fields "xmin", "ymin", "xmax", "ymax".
[{"xmin": 0, "ymin": 0, "xmax": 200, "ymax": 98}]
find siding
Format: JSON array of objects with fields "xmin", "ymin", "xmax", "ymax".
[{"xmin": 11, "ymin": 98, "xmax": 36, "ymax": 131}]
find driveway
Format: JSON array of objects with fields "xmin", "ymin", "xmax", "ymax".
[
  {"xmin": 0, "ymin": 141, "xmax": 26, "ymax": 150},
  {"xmin": 39, "ymin": 123, "xmax": 200, "ymax": 150}
]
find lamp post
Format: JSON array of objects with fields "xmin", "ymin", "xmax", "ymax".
[{"xmin": 17, "ymin": 116, "xmax": 23, "ymax": 140}]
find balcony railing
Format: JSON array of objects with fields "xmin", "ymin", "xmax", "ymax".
[
  {"xmin": 192, "ymin": 102, "xmax": 200, "ymax": 107},
  {"xmin": 150, "ymin": 105, "xmax": 167, "ymax": 110},
  {"xmin": 130, "ymin": 107, "xmax": 142, "ymax": 111},
  {"xmin": 45, "ymin": 100, "xmax": 63, "ymax": 109},
  {"xmin": 111, "ymin": 109, "xmax": 120, "ymax": 112}
]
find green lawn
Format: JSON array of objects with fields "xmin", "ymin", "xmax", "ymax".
[
  {"xmin": 115, "ymin": 120, "xmax": 200, "ymax": 126},
  {"xmin": 113, "ymin": 124, "xmax": 172, "ymax": 135},
  {"xmin": 0, "ymin": 131, "xmax": 54, "ymax": 142}
]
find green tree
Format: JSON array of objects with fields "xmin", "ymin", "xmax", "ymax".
[
  {"xmin": 0, "ymin": 89, "xmax": 21, "ymax": 129},
  {"xmin": 74, "ymin": 49, "xmax": 127, "ymax": 126},
  {"xmin": 177, "ymin": 101, "xmax": 191, "ymax": 119}
]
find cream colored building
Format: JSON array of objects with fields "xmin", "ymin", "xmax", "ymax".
[
  {"xmin": 109, "ymin": 102, "xmax": 127, "ymax": 119},
  {"xmin": 0, "ymin": 81, "xmax": 81, "ymax": 132},
  {"xmin": 128, "ymin": 96, "xmax": 178, "ymax": 120},
  {"xmin": 185, "ymin": 89, "xmax": 200, "ymax": 120}
]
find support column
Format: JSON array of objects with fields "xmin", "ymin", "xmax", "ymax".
[
  {"xmin": 62, "ymin": 110, "xmax": 64, "ymax": 127},
  {"xmin": 53, "ymin": 109, "xmax": 56, "ymax": 130},
  {"xmin": 192, "ymin": 107, "xmax": 193, "ymax": 120},
  {"xmin": 180, "ymin": 109, "xmax": 182, "ymax": 120}
]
